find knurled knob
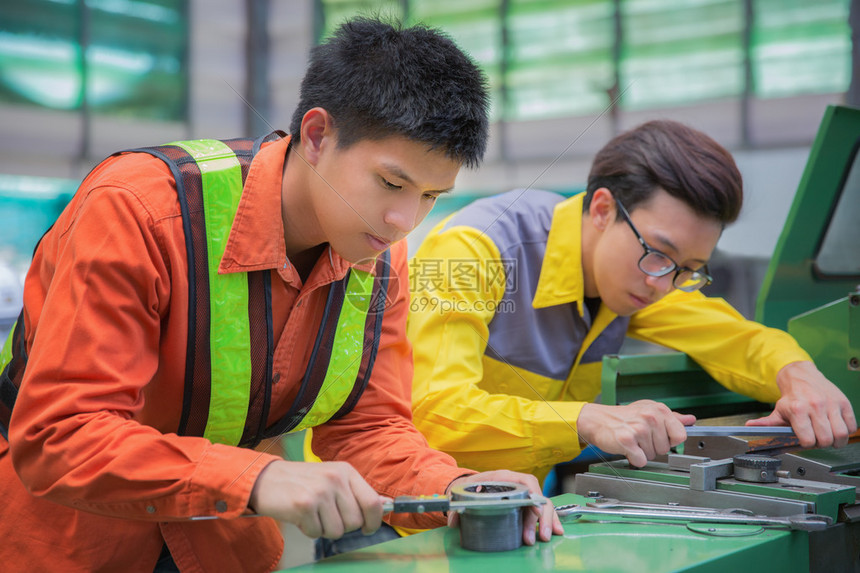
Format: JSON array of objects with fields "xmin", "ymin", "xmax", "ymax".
[{"xmin": 733, "ymin": 454, "xmax": 781, "ymax": 483}]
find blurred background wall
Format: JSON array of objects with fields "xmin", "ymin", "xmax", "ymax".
[{"xmin": 0, "ymin": 0, "xmax": 857, "ymax": 320}]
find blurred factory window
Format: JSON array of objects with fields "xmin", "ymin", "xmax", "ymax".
[
  {"xmin": 316, "ymin": 0, "xmax": 405, "ymax": 41},
  {"xmin": 0, "ymin": 175, "xmax": 76, "ymax": 269},
  {"xmin": 315, "ymin": 0, "xmax": 851, "ymax": 122},
  {"xmin": 0, "ymin": 0, "xmax": 188, "ymax": 121},
  {"xmin": 317, "ymin": 0, "xmax": 505, "ymax": 118},
  {"xmin": 504, "ymin": 0, "xmax": 615, "ymax": 120},
  {"xmin": 815, "ymin": 147, "xmax": 860, "ymax": 277},
  {"xmin": 0, "ymin": 174, "xmax": 79, "ymax": 334},
  {"xmin": 619, "ymin": 0, "xmax": 745, "ymax": 110},
  {"xmin": 409, "ymin": 1, "xmax": 504, "ymax": 120},
  {"xmin": 752, "ymin": 0, "xmax": 851, "ymax": 98}
]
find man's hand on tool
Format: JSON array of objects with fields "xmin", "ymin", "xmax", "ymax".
[
  {"xmin": 445, "ymin": 471, "xmax": 563, "ymax": 545},
  {"xmin": 745, "ymin": 361, "xmax": 857, "ymax": 449},
  {"xmin": 577, "ymin": 400, "xmax": 696, "ymax": 468},
  {"xmin": 249, "ymin": 460, "xmax": 388, "ymax": 539}
]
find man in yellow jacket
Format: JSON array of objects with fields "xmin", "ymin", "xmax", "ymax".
[{"xmin": 407, "ymin": 120, "xmax": 856, "ymax": 484}]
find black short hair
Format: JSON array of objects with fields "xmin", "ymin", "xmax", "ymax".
[
  {"xmin": 289, "ymin": 17, "xmax": 490, "ymax": 169},
  {"xmin": 584, "ymin": 120, "xmax": 743, "ymax": 225}
]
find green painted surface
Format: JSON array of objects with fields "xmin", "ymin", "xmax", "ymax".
[
  {"xmin": 792, "ymin": 442, "xmax": 860, "ymax": 474},
  {"xmin": 789, "ymin": 295, "xmax": 860, "ymax": 412},
  {"xmin": 284, "ymin": 494, "xmax": 808, "ymax": 572},
  {"xmin": 600, "ymin": 353, "xmax": 766, "ymax": 419},
  {"xmin": 0, "ymin": 174, "xmax": 77, "ymax": 269},
  {"xmin": 587, "ymin": 460, "xmax": 692, "ymax": 486},
  {"xmin": 756, "ymin": 105, "xmax": 860, "ymax": 331}
]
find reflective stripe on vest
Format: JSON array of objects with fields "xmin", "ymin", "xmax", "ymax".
[
  {"xmin": 1, "ymin": 133, "xmax": 387, "ymax": 447},
  {"xmin": 296, "ymin": 267, "xmax": 374, "ymax": 430},
  {"xmin": 0, "ymin": 323, "xmax": 13, "ymax": 375},
  {"xmin": 0, "ymin": 319, "xmax": 19, "ymax": 440},
  {"xmin": 169, "ymin": 139, "xmax": 252, "ymax": 446}
]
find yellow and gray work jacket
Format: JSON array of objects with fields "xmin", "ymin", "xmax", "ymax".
[
  {"xmin": 0, "ymin": 134, "xmax": 389, "ymax": 446},
  {"xmin": 408, "ymin": 189, "xmax": 810, "ymax": 483}
]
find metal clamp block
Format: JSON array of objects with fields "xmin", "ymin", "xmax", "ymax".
[{"xmin": 689, "ymin": 459, "xmax": 733, "ymax": 491}]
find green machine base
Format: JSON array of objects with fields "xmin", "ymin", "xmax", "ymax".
[{"xmin": 286, "ymin": 494, "xmax": 807, "ymax": 573}]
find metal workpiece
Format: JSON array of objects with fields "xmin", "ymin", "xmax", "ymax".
[
  {"xmin": 382, "ymin": 482, "xmax": 550, "ymax": 553},
  {"xmin": 681, "ymin": 422, "xmax": 819, "ymax": 460},
  {"xmin": 449, "ymin": 482, "xmax": 533, "ymax": 553},
  {"xmin": 555, "ymin": 502, "xmax": 833, "ymax": 531},
  {"xmin": 684, "ymin": 433, "xmax": 760, "ymax": 460},
  {"xmin": 685, "ymin": 426, "xmax": 796, "ymax": 437}
]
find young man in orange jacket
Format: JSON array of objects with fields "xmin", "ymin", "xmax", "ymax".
[{"xmin": 0, "ymin": 18, "xmax": 560, "ymax": 572}]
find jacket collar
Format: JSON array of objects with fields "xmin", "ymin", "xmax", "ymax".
[
  {"xmin": 532, "ymin": 193, "xmax": 586, "ymax": 314},
  {"xmin": 218, "ymin": 134, "xmax": 362, "ymax": 281}
]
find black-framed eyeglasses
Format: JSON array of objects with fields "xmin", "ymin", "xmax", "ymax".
[{"xmin": 614, "ymin": 196, "xmax": 713, "ymax": 292}]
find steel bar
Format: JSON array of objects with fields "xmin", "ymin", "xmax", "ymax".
[{"xmin": 685, "ymin": 426, "xmax": 796, "ymax": 437}]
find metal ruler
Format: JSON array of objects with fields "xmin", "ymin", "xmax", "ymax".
[{"xmin": 685, "ymin": 426, "xmax": 795, "ymax": 437}]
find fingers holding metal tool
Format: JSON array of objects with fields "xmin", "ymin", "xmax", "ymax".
[
  {"xmin": 445, "ymin": 471, "xmax": 562, "ymax": 545},
  {"xmin": 577, "ymin": 400, "xmax": 696, "ymax": 468},
  {"xmin": 249, "ymin": 460, "xmax": 385, "ymax": 539},
  {"xmin": 746, "ymin": 361, "xmax": 858, "ymax": 449}
]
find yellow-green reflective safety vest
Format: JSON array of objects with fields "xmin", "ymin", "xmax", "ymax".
[{"xmin": 0, "ymin": 133, "xmax": 390, "ymax": 447}]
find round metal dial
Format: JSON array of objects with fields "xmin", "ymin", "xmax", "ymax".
[{"xmin": 733, "ymin": 454, "xmax": 782, "ymax": 483}]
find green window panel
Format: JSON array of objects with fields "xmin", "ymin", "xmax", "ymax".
[
  {"xmin": 410, "ymin": 1, "xmax": 501, "ymax": 66},
  {"xmin": 0, "ymin": 1, "xmax": 81, "ymax": 109},
  {"xmin": 506, "ymin": 57, "xmax": 615, "ymax": 119},
  {"xmin": 0, "ymin": 0, "xmax": 187, "ymax": 121},
  {"xmin": 506, "ymin": 0, "xmax": 614, "ymax": 119},
  {"xmin": 318, "ymin": 1, "xmax": 503, "ymax": 118},
  {"xmin": 87, "ymin": 0, "xmax": 186, "ymax": 119},
  {"xmin": 316, "ymin": 0, "xmax": 852, "ymax": 120},
  {"xmin": 0, "ymin": 175, "xmax": 77, "ymax": 271},
  {"xmin": 318, "ymin": 0, "xmax": 405, "ymax": 40},
  {"xmin": 409, "ymin": 1, "xmax": 504, "ymax": 120},
  {"xmin": 620, "ymin": 0, "xmax": 745, "ymax": 110},
  {"xmin": 816, "ymin": 147, "xmax": 860, "ymax": 277},
  {"xmin": 752, "ymin": 0, "xmax": 851, "ymax": 98}
]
